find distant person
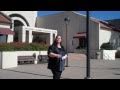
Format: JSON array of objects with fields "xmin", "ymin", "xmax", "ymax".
[{"xmin": 47, "ymin": 35, "xmax": 67, "ymax": 79}]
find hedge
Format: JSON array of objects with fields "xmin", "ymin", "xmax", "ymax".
[
  {"xmin": 100, "ymin": 42, "xmax": 113, "ymax": 50},
  {"xmin": 0, "ymin": 43, "xmax": 48, "ymax": 51},
  {"xmin": 115, "ymin": 50, "xmax": 120, "ymax": 58}
]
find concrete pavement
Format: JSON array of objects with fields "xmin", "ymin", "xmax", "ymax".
[{"xmin": 0, "ymin": 53, "xmax": 120, "ymax": 79}]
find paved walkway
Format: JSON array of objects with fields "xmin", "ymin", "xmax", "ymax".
[{"xmin": 0, "ymin": 53, "xmax": 120, "ymax": 79}]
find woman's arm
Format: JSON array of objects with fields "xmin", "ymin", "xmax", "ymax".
[{"xmin": 49, "ymin": 52, "xmax": 61, "ymax": 58}]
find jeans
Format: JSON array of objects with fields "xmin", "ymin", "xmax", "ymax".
[{"xmin": 51, "ymin": 70, "xmax": 62, "ymax": 79}]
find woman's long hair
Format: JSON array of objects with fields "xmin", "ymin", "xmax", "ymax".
[{"xmin": 52, "ymin": 35, "xmax": 62, "ymax": 46}]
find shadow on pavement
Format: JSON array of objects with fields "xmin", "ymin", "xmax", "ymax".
[
  {"xmin": 3, "ymin": 69, "xmax": 74, "ymax": 79},
  {"xmin": 68, "ymin": 66, "xmax": 120, "ymax": 70},
  {"xmin": 114, "ymin": 73, "xmax": 120, "ymax": 75},
  {"xmin": 3, "ymin": 69, "xmax": 53, "ymax": 78}
]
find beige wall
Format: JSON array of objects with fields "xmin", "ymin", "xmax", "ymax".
[
  {"xmin": 36, "ymin": 11, "xmax": 100, "ymax": 58},
  {"xmin": 99, "ymin": 28, "xmax": 120, "ymax": 49},
  {"xmin": 37, "ymin": 12, "xmax": 99, "ymax": 46},
  {"xmin": 99, "ymin": 29, "xmax": 112, "ymax": 49},
  {"xmin": 89, "ymin": 20, "xmax": 99, "ymax": 58}
]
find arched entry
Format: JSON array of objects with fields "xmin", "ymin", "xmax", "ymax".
[
  {"xmin": 14, "ymin": 20, "xmax": 24, "ymax": 42},
  {"xmin": 9, "ymin": 14, "xmax": 30, "ymax": 42},
  {"xmin": 9, "ymin": 14, "xmax": 30, "ymax": 26}
]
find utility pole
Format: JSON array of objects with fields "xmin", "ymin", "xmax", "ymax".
[
  {"xmin": 84, "ymin": 11, "xmax": 91, "ymax": 79},
  {"xmin": 64, "ymin": 17, "xmax": 70, "ymax": 67}
]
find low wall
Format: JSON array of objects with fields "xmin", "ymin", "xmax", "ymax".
[
  {"xmin": 101, "ymin": 50, "xmax": 117, "ymax": 60},
  {"xmin": 0, "ymin": 51, "xmax": 47, "ymax": 69},
  {"xmin": 2, "ymin": 51, "xmax": 17, "ymax": 69},
  {"xmin": 0, "ymin": 52, "xmax": 2, "ymax": 69}
]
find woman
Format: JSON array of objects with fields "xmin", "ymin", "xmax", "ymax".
[{"xmin": 47, "ymin": 35, "xmax": 67, "ymax": 79}]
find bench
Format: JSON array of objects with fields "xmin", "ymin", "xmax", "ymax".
[
  {"xmin": 18, "ymin": 56, "xmax": 35, "ymax": 64},
  {"xmin": 38, "ymin": 55, "xmax": 48, "ymax": 63}
]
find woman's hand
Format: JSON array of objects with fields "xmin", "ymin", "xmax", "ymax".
[
  {"xmin": 62, "ymin": 54, "xmax": 68, "ymax": 60},
  {"xmin": 57, "ymin": 54, "xmax": 62, "ymax": 58}
]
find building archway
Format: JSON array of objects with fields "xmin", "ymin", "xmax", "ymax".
[
  {"xmin": 9, "ymin": 14, "xmax": 30, "ymax": 42},
  {"xmin": 9, "ymin": 14, "xmax": 30, "ymax": 26}
]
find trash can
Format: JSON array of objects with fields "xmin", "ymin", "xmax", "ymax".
[{"xmin": 96, "ymin": 52, "xmax": 101, "ymax": 59}]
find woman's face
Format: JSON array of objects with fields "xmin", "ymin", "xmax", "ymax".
[{"xmin": 56, "ymin": 36, "xmax": 62, "ymax": 44}]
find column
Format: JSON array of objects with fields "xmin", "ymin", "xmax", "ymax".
[
  {"xmin": 11, "ymin": 19, "xmax": 14, "ymax": 31},
  {"xmin": 28, "ymin": 30, "xmax": 32, "ymax": 43},
  {"xmin": 55, "ymin": 32, "xmax": 57, "ymax": 37},
  {"xmin": 7, "ymin": 20, "xmax": 14, "ymax": 43},
  {"xmin": 21, "ymin": 27, "xmax": 26, "ymax": 43},
  {"xmin": 50, "ymin": 33, "xmax": 53, "ymax": 45}
]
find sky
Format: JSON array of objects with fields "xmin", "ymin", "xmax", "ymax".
[{"xmin": 38, "ymin": 11, "xmax": 120, "ymax": 20}]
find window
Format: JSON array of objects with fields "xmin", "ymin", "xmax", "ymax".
[
  {"xmin": 0, "ymin": 35, "xmax": 7, "ymax": 43},
  {"xmin": 76, "ymin": 37, "xmax": 86, "ymax": 49}
]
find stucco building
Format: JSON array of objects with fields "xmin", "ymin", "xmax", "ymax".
[
  {"xmin": 0, "ymin": 11, "xmax": 57, "ymax": 45},
  {"xmin": 0, "ymin": 12, "xmax": 14, "ymax": 43},
  {"xmin": 0, "ymin": 11, "xmax": 120, "ymax": 59},
  {"xmin": 36, "ymin": 11, "xmax": 120, "ymax": 58}
]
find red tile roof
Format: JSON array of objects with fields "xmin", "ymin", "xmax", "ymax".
[
  {"xmin": 100, "ymin": 21, "xmax": 120, "ymax": 32},
  {"xmin": 0, "ymin": 12, "xmax": 11, "ymax": 24},
  {"xmin": 73, "ymin": 32, "xmax": 86, "ymax": 38},
  {"xmin": 0, "ymin": 28, "xmax": 14, "ymax": 35}
]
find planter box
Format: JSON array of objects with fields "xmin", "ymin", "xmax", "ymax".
[
  {"xmin": 40, "ymin": 51, "xmax": 47, "ymax": 55},
  {"xmin": 101, "ymin": 50, "xmax": 117, "ymax": 60},
  {"xmin": 0, "ymin": 51, "xmax": 47, "ymax": 69},
  {"xmin": 0, "ymin": 51, "xmax": 17, "ymax": 69}
]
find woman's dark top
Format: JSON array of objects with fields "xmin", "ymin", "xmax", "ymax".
[{"xmin": 47, "ymin": 45, "xmax": 67, "ymax": 71}]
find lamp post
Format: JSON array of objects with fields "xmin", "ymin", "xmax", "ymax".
[
  {"xmin": 84, "ymin": 11, "xmax": 91, "ymax": 79},
  {"xmin": 64, "ymin": 17, "xmax": 70, "ymax": 67}
]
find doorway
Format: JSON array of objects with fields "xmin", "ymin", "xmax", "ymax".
[{"xmin": 14, "ymin": 20, "xmax": 24, "ymax": 42}]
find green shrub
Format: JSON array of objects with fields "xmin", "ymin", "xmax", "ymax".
[
  {"xmin": 0, "ymin": 44, "xmax": 14, "ymax": 51},
  {"xmin": 0, "ymin": 43, "xmax": 48, "ymax": 51},
  {"xmin": 100, "ymin": 42, "xmax": 113, "ymax": 50},
  {"xmin": 115, "ymin": 50, "xmax": 120, "ymax": 58}
]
